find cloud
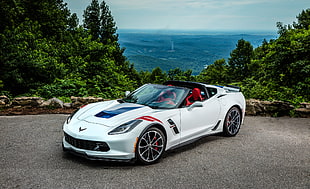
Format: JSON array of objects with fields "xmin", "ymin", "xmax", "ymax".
[
  {"xmin": 108, "ymin": 0, "xmax": 273, "ymax": 10},
  {"xmin": 65, "ymin": 0, "xmax": 308, "ymax": 30}
]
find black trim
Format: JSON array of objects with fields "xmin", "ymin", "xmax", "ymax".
[
  {"xmin": 211, "ymin": 120, "xmax": 221, "ymax": 131},
  {"xmin": 164, "ymin": 80, "xmax": 206, "ymax": 89},
  {"xmin": 64, "ymin": 133, "xmax": 110, "ymax": 152},
  {"xmin": 226, "ymin": 85, "xmax": 241, "ymax": 90},
  {"xmin": 167, "ymin": 119, "xmax": 180, "ymax": 134},
  {"xmin": 217, "ymin": 94, "xmax": 227, "ymax": 98},
  {"xmin": 63, "ymin": 146, "xmax": 134, "ymax": 162}
]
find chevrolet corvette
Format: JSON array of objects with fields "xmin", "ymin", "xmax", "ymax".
[{"xmin": 62, "ymin": 81, "xmax": 246, "ymax": 164}]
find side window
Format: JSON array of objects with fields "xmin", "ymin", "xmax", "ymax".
[
  {"xmin": 206, "ymin": 87, "xmax": 217, "ymax": 97},
  {"xmin": 200, "ymin": 88, "xmax": 208, "ymax": 100}
]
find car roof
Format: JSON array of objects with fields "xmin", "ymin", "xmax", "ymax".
[{"xmin": 163, "ymin": 80, "xmax": 211, "ymax": 89}]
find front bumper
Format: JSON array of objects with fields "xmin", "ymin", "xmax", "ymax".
[{"xmin": 62, "ymin": 135, "xmax": 136, "ymax": 162}]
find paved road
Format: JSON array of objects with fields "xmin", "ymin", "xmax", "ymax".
[{"xmin": 0, "ymin": 115, "xmax": 309, "ymax": 189}]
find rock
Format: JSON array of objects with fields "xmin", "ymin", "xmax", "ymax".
[
  {"xmin": 246, "ymin": 99, "xmax": 294, "ymax": 116},
  {"xmin": 63, "ymin": 103, "xmax": 72, "ymax": 108},
  {"xmin": 261, "ymin": 100, "xmax": 294, "ymax": 116},
  {"xmin": 70, "ymin": 96, "xmax": 83, "ymax": 108},
  {"xmin": 40, "ymin": 98, "xmax": 64, "ymax": 108},
  {"xmin": 300, "ymin": 102, "xmax": 310, "ymax": 109},
  {"xmin": 50, "ymin": 98, "xmax": 64, "ymax": 108},
  {"xmin": 71, "ymin": 96, "xmax": 106, "ymax": 108},
  {"xmin": 0, "ymin": 96, "xmax": 10, "ymax": 108},
  {"xmin": 246, "ymin": 99, "xmax": 268, "ymax": 116},
  {"xmin": 2, "ymin": 95, "xmax": 307, "ymax": 118},
  {"xmin": 12, "ymin": 97, "xmax": 44, "ymax": 107},
  {"xmin": 294, "ymin": 108, "xmax": 310, "ymax": 118}
]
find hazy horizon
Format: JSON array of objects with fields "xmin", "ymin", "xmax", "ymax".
[{"xmin": 64, "ymin": 0, "xmax": 308, "ymax": 32}]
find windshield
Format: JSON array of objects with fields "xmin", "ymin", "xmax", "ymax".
[{"xmin": 123, "ymin": 84, "xmax": 189, "ymax": 109}]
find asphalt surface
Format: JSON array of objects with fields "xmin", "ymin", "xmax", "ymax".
[{"xmin": 0, "ymin": 115, "xmax": 309, "ymax": 189}]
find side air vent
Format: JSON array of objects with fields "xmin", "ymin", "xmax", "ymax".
[
  {"xmin": 167, "ymin": 119, "xmax": 179, "ymax": 134},
  {"xmin": 211, "ymin": 120, "xmax": 221, "ymax": 131}
]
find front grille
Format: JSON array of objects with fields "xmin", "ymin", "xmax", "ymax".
[{"xmin": 64, "ymin": 132, "xmax": 110, "ymax": 152}]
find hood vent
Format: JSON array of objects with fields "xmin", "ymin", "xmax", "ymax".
[{"xmin": 95, "ymin": 106, "xmax": 142, "ymax": 118}]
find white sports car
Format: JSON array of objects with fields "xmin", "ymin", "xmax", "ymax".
[{"xmin": 63, "ymin": 81, "xmax": 245, "ymax": 164}]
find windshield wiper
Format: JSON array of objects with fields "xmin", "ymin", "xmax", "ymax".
[
  {"xmin": 148, "ymin": 105, "xmax": 160, "ymax": 109},
  {"xmin": 117, "ymin": 99, "xmax": 125, "ymax": 103}
]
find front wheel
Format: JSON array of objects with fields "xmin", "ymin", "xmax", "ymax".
[
  {"xmin": 136, "ymin": 127, "xmax": 166, "ymax": 165},
  {"xmin": 223, "ymin": 107, "xmax": 241, "ymax": 137}
]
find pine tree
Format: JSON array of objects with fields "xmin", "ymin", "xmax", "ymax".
[
  {"xmin": 228, "ymin": 39, "xmax": 253, "ymax": 81},
  {"xmin": 67, "ymin": 13, "xmax": 79, "ymax": 30},
  {"xmin": 293, "ymin": 9, "xmax": 310, "ymax": 30},
  {"xmin": 99, "ymin": 1, "xmax": 118, "ymax": 44},
  {"xmin": 83, "ymin": 0, "xmax": 100, "ymax": 39},
  {"xmin": 98, "ymin": 1, "xmax": 129, "ymax": 71}
]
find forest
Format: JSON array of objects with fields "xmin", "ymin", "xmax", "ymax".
[{"xmin": 0, "ymin": 0, "xmax": 309, "ymax": 106}]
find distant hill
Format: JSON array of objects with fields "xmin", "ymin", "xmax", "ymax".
[{"xmin": 118, "ymin": 30, "xmax": 277, "ymax": 75}]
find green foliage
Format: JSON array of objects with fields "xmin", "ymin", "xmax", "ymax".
[
  {"xmin": 239, "ymin": 78, "xmax": 306, "ymax": 104},
  {"xmin": 228, "ymin": 39, "xmax": 253, "ymax": 81},
  {"xmin": 293, "ymin": 9, "xmax": 310, "ymax": 30},
  {"xmin": 168, "ymin": 68, "xmax": 195, "ymax": 81},
  {"xmin": 197, "ymin": 59, "xmax": 229, "ymax": 84},
  {"xmin": 0, "ymin": 0, "xmax": 139, "ymax": 100},
  {"xmin": 0, "ymin": 19, "xmax": 65, "ymax": 95},
  {"xmin": 33, "ymin": 78, "xmax": 88, "ymax": 99},
  {"xmin": 197, "ymin": 8, "xmax": 310, "ymax": 104},
  {"xmin": 58, "ymin": 96, "xmax": 72, "ymax": 103}
]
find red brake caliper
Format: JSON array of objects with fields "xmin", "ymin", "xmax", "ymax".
[{"xmin": 154, "ymin": 137, "xmax": 158, "ymax": 151}]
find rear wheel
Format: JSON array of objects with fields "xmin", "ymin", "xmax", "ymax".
[
  {"xmin": 136, "ymin": 127, "xmax": 166, "ymax": 165},
  {"xmin": 223, "ymin": 107, "xmax": 241, "ymax": 137}
]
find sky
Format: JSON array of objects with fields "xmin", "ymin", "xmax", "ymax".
[{"xmin": 64, "ymin": 0, "xmax": 309, "ymax": 32}]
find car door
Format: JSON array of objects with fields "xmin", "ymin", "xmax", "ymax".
[{"xmin": 179, "ymin": 95, "xmax": 221, "ymax": 143}]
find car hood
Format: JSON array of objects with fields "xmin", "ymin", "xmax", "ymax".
[{"xmin": 77, "ymin": 102, "xmax": 154, "ymax": 127}]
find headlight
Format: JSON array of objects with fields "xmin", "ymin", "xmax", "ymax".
[{"xmin": 108, "ymin": 120, "xmax": 142, "ymax": 135}]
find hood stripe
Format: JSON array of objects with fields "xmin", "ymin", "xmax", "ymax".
[{"xmin": 95, "ymin": 106, "xmax": 142, "ymax": 118}]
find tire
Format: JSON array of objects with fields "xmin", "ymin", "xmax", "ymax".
[
  {"xmin": 136, "ymin": 127, "xmax": 166, "ymax": 165},
  {"xmin": 223, "ymin": 107, "xmax": 241, "ymax": 137}
]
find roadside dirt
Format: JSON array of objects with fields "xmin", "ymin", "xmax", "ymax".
[{"xmin": 0, "ymin": 107, "xmax": 76, "ymax": 116}]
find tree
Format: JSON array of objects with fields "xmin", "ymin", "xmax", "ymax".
[
  {"xmin": 293, "ymin": 9, "xmax": 310, "ymax": 29},
  {"xmin": 99, "ymin": 1, "xmax": 118, "ymax": 44},
  {"xmin": 150, "ymin": 67, "xmax": 167, "ymax": 84},
  {"xmin": 197, "ymin": 59, "xmax": 229, "ymax": 84},
  {"xmin": 258, "ymin": 28, "xmax": 310, "ymax": 98},
  {"xmin": 168, "ymin": 68, "xmax": 194, "ymax": 81},
  {"xmin": 21, "ymin": 0, "xmax": 70, "ymax": 39},
  {"xmin": 0, "ymin": 0, "xmax": 24, "ymax": 33},
  {"xmin": 83, "ymin": 0, "xmax": 100, "ymax": 39},
  {"xmin": 0, "ymin": 20, "xmax": 64, "ymax": 95},
  {"xmin": 228, "ymin": 39, "xmax": 253, "ymax": 81},
  {"xmin": 67, "ymin": 13, "xmax": 79, "ymax": 30}
]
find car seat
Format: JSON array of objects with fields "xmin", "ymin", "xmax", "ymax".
[
  {"xmin": 185, "ymin": 88, "xmax": 202, "ymax": 106},
  {"xmin": 157, "ymin": 90, "xmax": 177, "ymax": 105}
]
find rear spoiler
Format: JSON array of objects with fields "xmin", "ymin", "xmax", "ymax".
[
  {"xmin": 216, "ymin": 85, "xmax": 241, "ymax": 92},
  {"xmin": 223, "ymin": 85, "xmax": 241, "ymax": 92}
]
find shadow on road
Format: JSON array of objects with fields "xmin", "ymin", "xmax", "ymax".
[{"xmin": 62, "ymin": 134, "xmax": 227, "ymax": 168}]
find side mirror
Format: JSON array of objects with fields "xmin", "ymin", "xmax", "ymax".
[
  {"xmin": 188, "ymin": 101, "xmax": 203, "ymax": 111},
  {"xmin": 125, "ymin": 91, "xmax": 131, "ymax": 96}
]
